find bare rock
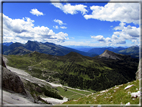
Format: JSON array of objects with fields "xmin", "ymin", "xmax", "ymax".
[
  {"xmin": 1, "ymin": 56, "xmax": 27, "ymax": 95},
  {"xmin": 99, "ymin": 50, "xmax": 121, "ymax": 60},
  {"xmin": 2, "ymin": 66, "xmax": 27, "ymax": 95}
]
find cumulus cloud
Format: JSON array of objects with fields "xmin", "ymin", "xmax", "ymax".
[
  {"xmin": 91, "ymin": 35, "xmax": 106, "ymax": 42},
  {"xmin": 3, "ymin": 14, "xmax": 68, "ymax": 43},
  {"xmin": 53, "ymin": 19, "xmax": 66, "ymax": 25},
  {"xmin": 91, "ymin": 22, "xmax": 140, "ymax": 46},
  {"xmin": 84, "ymin": 3, "xmax": 140, "ymax": 24},
  {"xmin": 30, "ymin": 8, "xmax": 44, "ymax": 16},
  {"xmin": 113, "ymin": 22, "xmax": 140, "ymax": 39},
  {"xmin": 52, "ymin": 3, "xmax": 88, "ymax": 15},
  {"xmin": 60, "ymin": 26, "xmax": 67, "ymax": 29}
]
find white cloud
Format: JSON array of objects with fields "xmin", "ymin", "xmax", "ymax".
[
  {"xmin": 113, "ymin": 22, "xmax": 140, "ymax": 39},
  {"xmin": 54, "ymin": 19, "xmax": 66, "ymax": 25},
  {"xmin": 91, "ymin": 35, "xmax": 105, "ymax": 42},
  {"xmin": 3, "ymin": 14, "xmax": 68, "ymax": 43},
  {"xmin": 84, "ymin": 3, "xmax": 140, "ymax": 24},
  {"xmin": 91, "ymin": 22, "xmax": 140, "ymax": 46},
  {"xmin": 52, "ymin": 3, "xmax": 88, "ymax": 15},
  {"xmin": 53, "ymin": 25, "xmax": 59, "ymax": 29},
  {"xmin": 30, "ymin": 8, "xmax": 44, "ymax": 16},
  {"xmin": 60, "ymin": 26, "xmax": 67, "ymax": 29}
]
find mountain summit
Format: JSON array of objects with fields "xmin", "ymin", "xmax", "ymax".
[{"xmin": 99, "ymin": 50, "xmax": 121, "ymax": 60}]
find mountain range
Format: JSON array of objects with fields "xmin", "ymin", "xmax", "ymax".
[
  {"xmin": 2, "ymin": 41, "xmax": 139, "ymax": 58},
  {"xmin": 88, "ymin": 46, "xmax": 139, "ymax": 58},
  {"xmin": 2, "ymin": 40, "xmax": 92, "ymax": 57}
]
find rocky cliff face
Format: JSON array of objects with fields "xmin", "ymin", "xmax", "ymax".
[
  {"xmin": 136, "ymin": 59, "xmax": 141, "ymax": 80},
  {"xmin": 1, "ymin": 56, "xmax": 26, "ymax": 95},
  {"xmin": 99, "ymin": 50, "xmax": 121, "ymax": 60}
]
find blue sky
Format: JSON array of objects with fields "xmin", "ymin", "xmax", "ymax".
[{"xmin": 3, "ymin": 1, "xmax": 140, "ymax": 47}]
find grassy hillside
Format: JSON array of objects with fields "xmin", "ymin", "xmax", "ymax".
[
  {"xmin": 56, "ymin": 87, "xmax": 92, "ymax": 101},
  {"xmin": 6, "ymin": 51, "xmax": 138, "ymax": 92},
  {"xmin": 63, "ymin": 79, "xmax": 140, "ymax": 105}
]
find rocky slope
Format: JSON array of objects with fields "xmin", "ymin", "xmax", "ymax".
[
  {"xmin": 99, "ymin": 50, "xmax": 122, "ymax": 60},
  {"xmin": 2, "ymin": 66, "xmax": 27, "ymax": 95},
  {"xmin": 1, "ymin": 55, "xmax": 26, "ymax": 95},
  {"xmin": 2, "ymin": 55, "xmax": 66, "ymax": 105}
]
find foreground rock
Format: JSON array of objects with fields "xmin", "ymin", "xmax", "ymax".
[
  {"xmin": 2, "ymin": 66, "xmax": 27, "ymax": 95},
  {"xmin": 1, "ymin": 56, "xmax": 26, "ymax": 95}
]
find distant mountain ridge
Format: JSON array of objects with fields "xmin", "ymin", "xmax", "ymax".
[
  {"xmin": 3, "ymin": 40, "xmax": 92, "ymax": 57},
  {"xmin": 3, "ymin": 42, "xmax": 13, "ymax": 46},
  {"xmin": 88, "ymin": 47, "xmax": 127, "ymax": 55},
  {"xmin": 3, "ymin": 41, "xmax": 139, "ymax": 58},
  {"xmin": 118, "ymin": 46, "xmax": 139, "ymax": 58},
  {"xmin": 88, "ymin": 46, "xmax": 139, "ymax": 58}
]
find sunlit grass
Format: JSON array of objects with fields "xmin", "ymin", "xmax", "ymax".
[{"xmin": 64, "ymin": 79, "xmax": 140, "ymax": 104}]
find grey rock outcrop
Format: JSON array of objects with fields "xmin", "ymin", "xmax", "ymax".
[
  {"xmin": 99, "ymin": 50, "xmax": 121, "ymax": 60},
  {"xmin": 136, "ymin": 59, "xmax": 141, "ymax": 80},
  {"xmin": 1, "ymin": 56, "xmax": 26, "ymax": 95}
]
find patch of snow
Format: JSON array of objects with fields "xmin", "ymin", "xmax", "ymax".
[
  {"xmin": 41, "ymin": 97, "xmax": 68, "ymax": 105},
  {"xmin": 47, "ymin": 82, "xmax": 62, "ymax": 87},
  {"xmin": 124, "ymin": 84, "xmax": 134, "ymax": 90},
  {"xmin": 131, "ymin": 91, "xmax": 140, "ymax": 98},
  {"xmin": 125, "ymin": 102, "xmax": 130, "ymax": 105}
]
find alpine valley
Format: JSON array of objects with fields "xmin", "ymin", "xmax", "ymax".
[{"xmin": 2, "ymin": 41, "xmax": 140, "ymax": 105}]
